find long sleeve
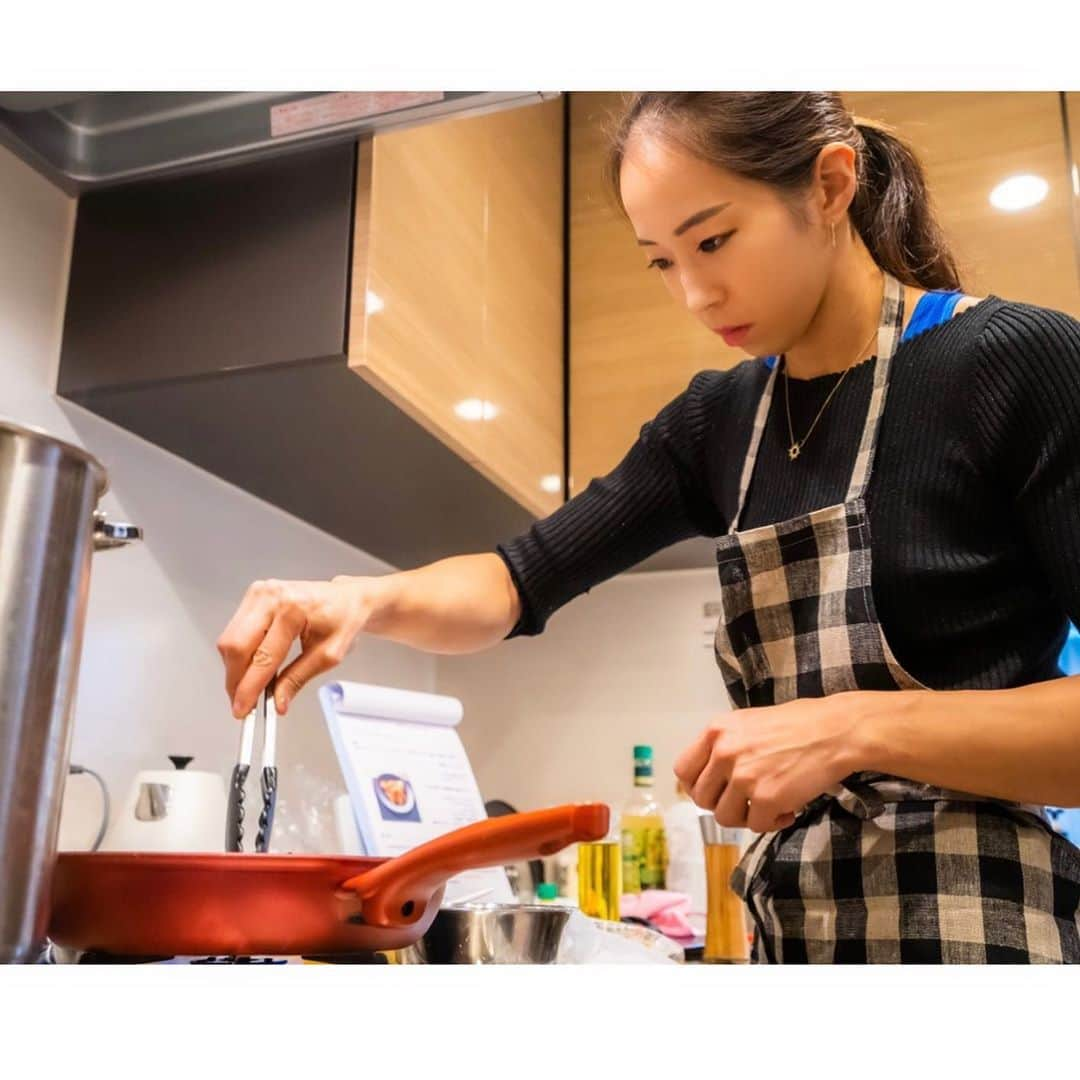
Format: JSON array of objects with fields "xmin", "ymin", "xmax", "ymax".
[
  {"xmin": 968, "ymin": 302, "xmax": 1080, "ymax": 628},
  {"xmin": 496, "ymin": 370, "xmax": 730, "ymax": 637}
]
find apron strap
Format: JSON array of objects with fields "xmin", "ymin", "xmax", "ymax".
[
  {"xmin": 728, "ymin": 359, "xmax": 779, "ymax": 535},
  {"xmin": 844, "ymin": 273, "xmax": 905, "ymax": 504}
]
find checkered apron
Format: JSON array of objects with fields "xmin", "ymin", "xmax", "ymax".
[{"xmin": 714, "ymin": 273, "xmax": 1080, "ymax": 963}]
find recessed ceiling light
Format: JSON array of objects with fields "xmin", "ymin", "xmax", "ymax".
[
  {"xmin": 365, "ymin": 290, "xmax": 385, "ymax": 314},
  {"xmin": 454, "ymin": 398, "xmax": 499, "ymax": 422},
  {"xmin": 540, "ymin": 474, "xmax": 562, "ymax": 494},
  {"xmin": 989, "ymin": 174, "xmax": 1049, "ymax": 212}
]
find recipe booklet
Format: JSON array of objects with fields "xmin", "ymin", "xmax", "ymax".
[{"xmin": 319, "ymin": 680, "xmax": 514, "ymax": 905}]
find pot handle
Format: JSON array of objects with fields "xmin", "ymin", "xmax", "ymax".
[{"xmin": 340, "ymin": 802, "xmax": 609, "ymax": 928}]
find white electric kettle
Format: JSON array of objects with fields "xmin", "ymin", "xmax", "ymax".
[{"xmin": 102, "ymin": 756, "xmax": 228, "ymax": 853}]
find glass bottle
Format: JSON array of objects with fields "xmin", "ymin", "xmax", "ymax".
[
  {"xmin": 620, "ymin": 744, "xmax": 667, "ymax": 893},
  {"xmin": 578, "ymin": 811, "xmax": 622, "ymax": 920}
]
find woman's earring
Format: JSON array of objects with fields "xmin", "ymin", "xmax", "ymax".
[{"xmin": 830, "ymin": 223, "xmax": 837, "ymax": 249}]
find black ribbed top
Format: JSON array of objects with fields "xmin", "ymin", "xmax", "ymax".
[{"xmin": 496, "ymin": 297, "xmax": 1080, "ymax": 691}]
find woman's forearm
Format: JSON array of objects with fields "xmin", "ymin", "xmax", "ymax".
[
  {"xmin": 846, "ymin": 675, "xmax": 1080, "ymax": 807},
  {"xmin": 346, "ymin": 552, "xmax": 522, "ymax": 655}
]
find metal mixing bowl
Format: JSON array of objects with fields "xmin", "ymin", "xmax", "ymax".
[{"xmin": 391, "ymin": 902, "xmax": 571, "ymax": 964}]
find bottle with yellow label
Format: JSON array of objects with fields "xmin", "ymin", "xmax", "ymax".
[{"xmin": 620, "ymin": 744, "xmax": 668, "ymax": 893}]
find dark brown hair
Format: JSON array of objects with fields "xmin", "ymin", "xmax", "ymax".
[{"xmin": 604, "ymin": 92, "xmax": 963, "ymax": 292}]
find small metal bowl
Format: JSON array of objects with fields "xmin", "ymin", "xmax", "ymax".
[{"xmin": 390, "ymin": 902, "xmax": 571, "ymax": 964}]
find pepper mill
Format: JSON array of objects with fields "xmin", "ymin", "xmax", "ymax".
[{"xmin": 698, "ymin": 815, "xmax": 750, "ymax": 963}]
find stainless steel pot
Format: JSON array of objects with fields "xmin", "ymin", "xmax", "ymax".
[
  {"xmin": 0, "ymin": 419, "xmax": 141, "ymax": 963},
  {"xmin": 391, "ymin": 902, "xmax": 572, "ymax": 964}
]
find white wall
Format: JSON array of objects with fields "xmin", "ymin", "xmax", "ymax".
[
  {"xmin": 436, "ymin": 568, "xmax": 730, "ymax": 817},
  {"xmin": 0, "ymin": 145, "xmax": 437, "ymax": 850}
]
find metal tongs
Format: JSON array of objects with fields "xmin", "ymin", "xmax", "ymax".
[{"xmin": 225, "ymin": 675, "xmax": 278, "ymax": 853}]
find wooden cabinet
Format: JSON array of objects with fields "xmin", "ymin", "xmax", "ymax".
[
  {"xmin": 350, "ymin": 97, "xmax": 565, "ymax": 517},
  {"xmin": 568, "ymin": 91, "xmax": 1080, "ymax": 504}
]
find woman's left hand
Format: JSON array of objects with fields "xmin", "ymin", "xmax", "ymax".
[{"xmin": 673, "ymin": 693, "xmax": 870, "ymax": 833}]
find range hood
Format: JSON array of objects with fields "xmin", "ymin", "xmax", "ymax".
[{"xmin": 0, "ymin": 90, "xmax": 558, "ymax": 194}]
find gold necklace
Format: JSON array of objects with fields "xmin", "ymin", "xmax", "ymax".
[{"xmin": 782, "ymin": 321, "xmax": 880, "ymax": 462}]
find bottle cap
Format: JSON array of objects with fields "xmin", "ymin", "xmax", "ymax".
[
  {"xmin": 634, "ymin": 745, "xmax": 654, "ymax": 785},
  {"xmin": 536, "ymin": 882, "xmax": 559, "ymax": 901}
]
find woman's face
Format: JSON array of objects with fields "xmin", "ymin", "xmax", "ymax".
[{"xmin": 618, "ymin": 131, "xmax": 832, "ymax": 358}]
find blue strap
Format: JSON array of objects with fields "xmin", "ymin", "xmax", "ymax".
[
  {"xmin": 901, "ymin": 290, "xmax": 963, "ymax": 343},
  {"xmin": 763, "ymin": 290, "xmax": 964, "ymax": 369}
]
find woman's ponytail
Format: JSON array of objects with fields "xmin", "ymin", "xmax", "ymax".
[{"xmin": 849, "ymin": 120, "xmax": 962, "ymax": 291}]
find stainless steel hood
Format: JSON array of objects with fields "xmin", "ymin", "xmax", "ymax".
[{"xmin": 0, "ymin": 90, "xmax": 558, "ymax": 194}]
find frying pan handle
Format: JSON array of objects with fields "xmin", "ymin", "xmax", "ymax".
[{"xmin": 341, "ymin": 802, "xmax": 609, "ymax": 928}]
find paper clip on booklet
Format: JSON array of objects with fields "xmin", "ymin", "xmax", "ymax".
[{"xmin": 319, "ymin": 680, "xmax": 514, "ymax": 905}]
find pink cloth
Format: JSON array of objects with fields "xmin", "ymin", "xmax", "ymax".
[{"xmin": 619, "ymin": 889, "xmax": 696, "ymax": 939}]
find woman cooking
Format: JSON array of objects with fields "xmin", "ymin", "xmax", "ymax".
[{"xmin": 217, "ymin": 92, "xmax": 1080, "ymax": 964}]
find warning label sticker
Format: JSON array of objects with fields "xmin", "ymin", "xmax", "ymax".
[{"xmin": 270, "ymin": 92, "xmax": 446, "ymax": 138}]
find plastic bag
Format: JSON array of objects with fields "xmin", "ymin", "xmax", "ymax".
[{"xmin": 555, "ymin": 909, "xmax": 682, "ymax": 964}]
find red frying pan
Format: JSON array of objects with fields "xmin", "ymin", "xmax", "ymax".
[{"xmin": 49, "ymin": 803, "xmax": 608, "ymax": 957}]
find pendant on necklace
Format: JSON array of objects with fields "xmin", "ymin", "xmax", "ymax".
[{"xmin": 788, "ymin": 443, "xmax": 801, "ymax": 461}]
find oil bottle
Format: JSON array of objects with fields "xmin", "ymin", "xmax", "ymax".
[
  {"xmin": 577, "ymin": 814, "xmax": 622, "ymax": 921},
  {"xmin": 620, "ymin": 744, "xmax": 667, "ymax": 893}
]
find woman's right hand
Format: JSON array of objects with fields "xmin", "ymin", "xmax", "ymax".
[{"xmin": 217, "ymin": 575, "xmax": 379, "ymax": 719}]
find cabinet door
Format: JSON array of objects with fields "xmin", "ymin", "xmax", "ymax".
[{"xmin": 349, "ymin": 97, "xmax": 565, "ymax": 518}]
